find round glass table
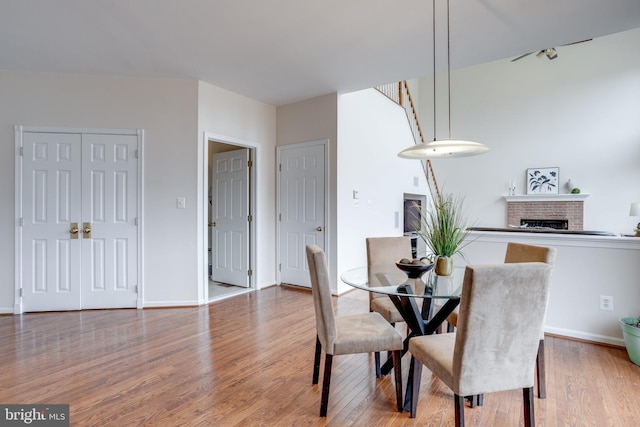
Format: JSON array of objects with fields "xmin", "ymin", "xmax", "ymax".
[{"xmin": 341, "ymin": 266, "xmax": 462, "ymax": 412}]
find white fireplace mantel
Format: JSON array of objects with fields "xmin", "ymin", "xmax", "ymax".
[{"xmin": 503, "ymin": 194, "xmax": 590, "ymax": 202}]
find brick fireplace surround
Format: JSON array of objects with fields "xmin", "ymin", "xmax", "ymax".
[{"xmin": 507, "ymin": 199, "xmax": 584, "ymax": 231}]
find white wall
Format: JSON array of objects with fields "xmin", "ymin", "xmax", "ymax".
[
  {"xmin": 0, "ymin": 71, "xmax": 277, "ymax": 312},
  {"xmin": 412, "ymin": 27, "xmax": 640, "ymax": 345},
  {"xmin": 276, "ymin": 94, "xmax": 339, "ymax": 291},
  {"xmin": 461, "ymin": 233, "xmax": 640, "ymax": 345},
  {"xmin": 336, "ymin": 89, "xmax": 431, "ymax": 294},
  {"xmin": 197, "ymin": 82, "xmax": 277, "ymax": 291},
  {"xmin": 418, "ymin": 27, "xmax": 640, "ymax": 234}
]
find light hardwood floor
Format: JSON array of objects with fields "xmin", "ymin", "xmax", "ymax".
[{"xmin": 1, "ymin": 285, "xmax": 638, "ymax": 426}]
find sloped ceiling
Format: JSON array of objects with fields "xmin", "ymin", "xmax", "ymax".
[{"xmin": 1, "ymin": 0, "xmax": 639, "ymax": 106}]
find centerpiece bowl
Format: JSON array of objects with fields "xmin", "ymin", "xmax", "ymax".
[{"xmin": 395, "ymin": 258, "xmax": 434, "ymax": 279}]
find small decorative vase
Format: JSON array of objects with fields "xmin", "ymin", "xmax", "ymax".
[
  {"xmin": 619, "ymin": 318, "xmax": 640, "ymax": 366},
  {"xmin": 434, "ymin": 256, "xmax": 454, "ymax": 276}
]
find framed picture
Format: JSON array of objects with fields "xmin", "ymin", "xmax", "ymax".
[{"xmin": 526, "ymin": 167, "xmax": 559, "ymax": 194}]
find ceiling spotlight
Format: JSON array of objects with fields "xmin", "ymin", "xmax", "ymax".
[
  {"xmin": 536, "ymin": 48, "xmax": 557, "ymax": 60},
  {"xmin": 545, "ymin": 48, "xmax": 558, "ymax": 60}
]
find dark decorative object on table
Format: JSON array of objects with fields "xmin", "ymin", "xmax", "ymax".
[{"xmin": 396, "ymin": 258, "xmax": 433, "ymax": 279}]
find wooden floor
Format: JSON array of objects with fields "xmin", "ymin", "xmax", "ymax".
[{"xmin": 1, "ymin": 286, "xmax": 639, "ymax": 426}]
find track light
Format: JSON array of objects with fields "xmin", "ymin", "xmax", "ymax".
[{"xmin": 536, "ymin": 48, "xmax": 557, "ymax": 60}]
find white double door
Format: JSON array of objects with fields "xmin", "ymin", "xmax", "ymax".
[{"xmin": 19, "ymin": 130, "xmax": 139, "ymax": 312}]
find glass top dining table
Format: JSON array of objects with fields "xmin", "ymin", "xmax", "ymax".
[
  {"xmin": 340, "ymin": 265, "xmax": 462, "ymax": 411},
  {"xmin": 340, "ymin": 266, "xmax": 462, "ymax": 299}
]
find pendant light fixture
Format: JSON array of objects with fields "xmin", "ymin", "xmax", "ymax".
[{"xmin": 398, "ymin": 0, "xmax": 489, "ymax": 159}]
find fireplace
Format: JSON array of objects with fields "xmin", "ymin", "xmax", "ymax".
[{"xmin": 506, "ymin": 196, "xmax": 586, "ymax": 231}]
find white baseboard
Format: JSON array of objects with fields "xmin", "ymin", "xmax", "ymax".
[
  {"xmin": 545, "ymin": 326, "xmax": 625, "ymax": 347},
  {"xmin": 142, "ymin": 300, "xmax": 202, "ymax": 308},
  {"xmin": 0, "ymin": 307, "xmax": 14, "ymax": 314}
]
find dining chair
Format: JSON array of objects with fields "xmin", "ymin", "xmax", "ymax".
[
  {"xmin": 366, "ymin": 236, "xmax": 414, "ymax": 376},
  {"xmin": 408, "ymin": 262, "xmax": 553, "ymax": 426},
  {"xmin": 446, "ymin": 242, "xmax": 557, "ymax": 399},
  {"xmin": 306, "ymin": 244, "xmax": 404, "ymax": 417}
]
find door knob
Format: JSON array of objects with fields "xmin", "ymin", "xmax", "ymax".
[
  {"xmin": 70, "ymin": 223, "xmax": 79, "ymax": 239},
  {"xmin": 83, "ymin": 222, "xmax": 91, "ymax": 238},
  {"xmin": 316, "ymin": 226, "xmax": 323, "ymax": 232}
]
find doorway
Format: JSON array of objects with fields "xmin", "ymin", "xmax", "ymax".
[
  {"xmin": 15, "ymin": 126, "xmax": 142, "ymax": 313},
  {"xmin": 276, "ymin": 140, "xmax": 328, "ymax": 288},
  {"xmin": 203, "ymin": 135, "xmax": 256, "ymax": 302}
]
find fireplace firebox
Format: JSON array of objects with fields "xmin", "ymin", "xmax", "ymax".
[{"xmin": 520, "ymin": 219, "xmax": 569, "ymax": 230}]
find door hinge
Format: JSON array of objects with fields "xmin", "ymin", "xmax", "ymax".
[
  {"xmin": 19, "ymin": 147, "xmax": 24, "ymax": 156},
  {"xmin": 18, "ymin": 218, "xmax": 23, "ymax": 227},
  {"xmin": 278, "ymin": 213, "xmax": 281, "ymax": 221},
  {"xmin": 19, "ymin": 288, "xmax": 23, "ymax": 297},
  {"xmin": 135, "ymin": 149, "xmax": 139, "ymax": 159},
  {"xmin": 248, "ymin": 214, "xmax": 252, "ymax": 222},
  {"xmin": 133, "ymin": 285, "xmax": 138, "ymax": 293},
  {"xmin": 278, "ymin": 163, "xmax": 281, "ymax": 172},
  {"xmin": 279, "ymin": 263, "xmax": 281, "ymax": 272},
  {"xmin": 248, "ymin": 160, "xmax": 253, "ymax": 167},
  {"xmin": 134, "ymin": 217, "xmax": 138, "ymax": 226},
  {"xmin": 248, "ymin": 269, "xmax": 253, "ymax": 277}
]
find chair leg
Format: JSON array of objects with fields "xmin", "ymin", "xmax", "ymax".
[
  {"xmin": 477, "ymin": 394, "xmax": 484, "ymax": 406},
  {"xmin": 374, "ymin": 352, "xmax": 381, "ymax": 377},
  {"xmin": 320, "ymin": 354, "xmax": 333, "ymax": 417},
  {"xmin": 523, "ymin": 386, "xmax": 535, "ymax": 427},
  {"xmin": 536, "ymin": 339, "xmax": 546, "ymax": 399},
  {"xmin": 409, "ymin": 356, "xmax": 423, "ymax": 418},
  {"xmin": 454, "ymin": 394, "xmax": 465, "ymax": 427},
  {"xmin": 468, "ymin": 395, "xmax": 476, "ymax": 408},
  {"xmin": 313, "ymin": 335, "xmax": 322, "ymax": 385},
  {"xmin": 392, "ymin": 350, "xmax": 403, "ymax": 412},
  {"xmin": 447, "ymin": 322, "xmax": 455, "ymax": 332}
]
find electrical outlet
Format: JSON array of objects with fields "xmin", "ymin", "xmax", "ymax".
[{"xmin": 600, "ymin": 295, "xmax": 613, "ymax": 311}]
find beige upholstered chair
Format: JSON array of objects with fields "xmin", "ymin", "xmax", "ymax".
[
  {"xmin": 408, "ymin": 263, "xmax": 553, "ymax": 426},
  {"xmin": 306, "ymin": 244, "xmax": 404, "ymax": 417},
  {"xmin": 366, "ymin": 237, "xmax": 414, "ymax": 375},
  {"xmin": 446, "ymin": 242, "xmax": 557, "ymax": 399},
  {"xmin": 366, "ymin": 237, "xmax": 412, "ymax": 324}
]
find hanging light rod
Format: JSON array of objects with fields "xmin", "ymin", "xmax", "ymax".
[{"xmin": 398, "ymin": 0, "xmax": 489, "ymax": 159}]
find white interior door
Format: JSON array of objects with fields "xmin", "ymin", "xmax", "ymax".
[
  {"xmin": 81, "ymin": 134, "xmax": 138, "ymax": 308},
  {"xmin": 19, "ymin": 129, "xmax": 139, "ymax": 312},
  {"xmin": 278, "ymin": 142, "xmax": 326, "ymax": 288},
  {"xmin": 212, "ymin": 148, "xmax": 250, "ymax": 287},
  {"xmin": 21, "ymin": 132, "xmax": 83, "ymax": 311}
]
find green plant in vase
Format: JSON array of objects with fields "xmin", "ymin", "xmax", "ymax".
[
  {"xmin": 415, "ymin": 193, "xmax": 472, "ymax": 276},
  {"xmin": 619, "ymin": 315, "xmax": 640, "ymax": 366}
]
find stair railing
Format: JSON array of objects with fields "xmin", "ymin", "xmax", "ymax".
[{"xmin": 376, "ymin": 81, "xmax": 441, "ymax": 200}]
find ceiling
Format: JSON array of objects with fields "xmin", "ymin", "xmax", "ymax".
[{"xmin": 1, "ymin": 0, "xmax": 639, "ymax": 106}]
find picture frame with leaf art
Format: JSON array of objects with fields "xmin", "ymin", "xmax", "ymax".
[{"xmin": 527, "ymin": 167, "xmax": 559, "ymax": 194}]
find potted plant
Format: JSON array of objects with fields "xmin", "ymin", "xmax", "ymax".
[
  {"xmin": 416, "ymin": 193, "xmax": 472, "ymax": 276},
  {"xmin": 619, "ymin": 316, "xmax": 640, "ymax": 366}
]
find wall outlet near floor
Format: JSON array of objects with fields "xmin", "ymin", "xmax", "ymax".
[{"xmin": 600, "ymin": 295, "xmax": 613, "ymax": 311}]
